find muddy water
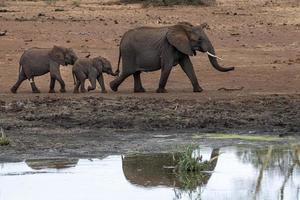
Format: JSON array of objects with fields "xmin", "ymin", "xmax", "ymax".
[{"xmin": 0, "ymin": 146, "xmax": 300, "ymax": 200}]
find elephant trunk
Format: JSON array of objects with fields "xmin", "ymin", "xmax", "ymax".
[{"xmin": 206, "ymin": 41, "xmax": 234, "ymax": 72}]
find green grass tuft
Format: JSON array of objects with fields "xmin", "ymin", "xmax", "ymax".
[
  {"xmin": 72, "ymin": 0, "xmax": 80, "ymax": 7},
  {"xmin": 0, "ymin": 129, "xmax": 10, "ymax": 146},
  {"xmin": 176, "ymin": 145, "xmax": 212, "ymax": 172}
]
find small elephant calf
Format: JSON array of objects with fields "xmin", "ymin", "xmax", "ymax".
[{"xmin": 72, "ymin": 56, "xmax": 118, "ymax": 93}]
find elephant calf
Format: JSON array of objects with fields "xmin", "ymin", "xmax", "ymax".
[
  {"xmin": 72, "ymin": 56, "xmax": 118, "ymax": 93},
  {"xmin": 11, "ymin": 45, "xmax": 78, "ymax": 93}
]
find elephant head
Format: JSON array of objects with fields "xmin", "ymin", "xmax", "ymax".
[
  {"xmin": 49, "ymin": 45, "xmax": 78, "ymax": 66},
  {"xmin": 93, "ymin": 56, "xmax": 118, "ymax": 76},
  {"xmin": 166, "ymin": 22, "xmax": 234, "ymax": 72}
]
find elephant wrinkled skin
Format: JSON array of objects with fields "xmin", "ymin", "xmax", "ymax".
[
  {"xmin": 72, "ymin": 56, "xmax": 118, "ymax": 93},
  {"xmin": 110, "ymin": 22, "xmax": 234, "ymax": 93},
  {"xmin": 10, "ymin": 46, "xmax": 78, "ymax": 93}
]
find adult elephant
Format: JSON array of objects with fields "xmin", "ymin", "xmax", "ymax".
[{"xmin": 110, "ymin": 22, "xmax": 234, "ymax": 93}]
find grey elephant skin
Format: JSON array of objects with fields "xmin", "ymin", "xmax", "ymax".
[
  {"xmin": 11, "ymin": 46, "xmax": 78, "ymax": 93},
  {"xmin": 110, "ymin": 22, "xmax": 234, "ymax": 93},
  {"xmin": 72, "ymin": 56, "xmax": 118, "ymax": 93}
]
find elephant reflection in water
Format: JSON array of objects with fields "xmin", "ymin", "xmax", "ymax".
[
  {"xmin": 25, "ymin": 158, "xmax": 78, "ymax": 170},
  {"xmin": 122, "ymin": 148, "xmax": 219, "ymax": 189}
]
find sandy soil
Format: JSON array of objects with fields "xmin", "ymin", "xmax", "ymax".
[{"xmin": 0, "ymin": 0, "xmax": 300, "ymax": 160}]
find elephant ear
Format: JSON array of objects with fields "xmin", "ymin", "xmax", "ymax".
[
  {"xmin": 101, "ymin": 57, "xmax": 112, "ymax": 71},
  {"xmin": 92, "ymin": 57, "xmax": 103, "ymax": 73},
  {"xmin": 49, "ymin": 46, "xmax": 66, "ymax": 65},
  {"xmin": 166, "ymin": 25, "xmax": 194, "ymax": 56}
]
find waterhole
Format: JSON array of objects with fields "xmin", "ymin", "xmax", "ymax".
[{"xmin": 0, "ymin": 145, "xmax": 299, "ymax": 200}]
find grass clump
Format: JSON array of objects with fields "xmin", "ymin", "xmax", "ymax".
[
  {"xmin": 176, "ymin": 145, "xmax": 215, "ymax": 172},
  {"xmin": 0, "ymin": 0, "xmax": 6, "ymax": 7},
  {"xmin": 72, "ymin": 0, "xmax": 80, "ymax": 7},
  {"xmin": 177, "ymin": 145, "xmax": 205, "ymax": 172},
  {"xmin": 0, "ymin": 128, "xmax": 10, "ymax": 146},
  {"xmin": 174, "ymin": 145, "xmax": 219, "ymax": 191}
]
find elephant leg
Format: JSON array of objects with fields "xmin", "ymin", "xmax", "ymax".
[
  {"xmin": 73, "ymin": 81, "xmax": 80, "ymax": 93},
  {"xmin": 133, "ymin": 71, "xmax": 145, "ymax": 93},
  {"xmin": 179, "ymin": 56, "xmax": 203, "ymax": 92},
  {"xmin": 97, "ymin": 73, "xmax": 107, "ymax": 93},
  {"xmin": 74, "ymin": 72, "xmax": 87, "ymax": 93},
  {"xmin": 49, "ymin": 77, "xmax": 56, "ymax": 93},
  {"xmin": 11, "ymin": 71, "xmax": 26, "ymax": 93},
  {"xmin": 110, "ymin": 72, "xmax": 131, "ymax": 92},
  {"xmin": 80, "ymin": 79, "xmax": 86, "ymax": 93},
  {"xmin": 56, "ymin": 75, "xmax": 66, "ymax": 93},
  {"xmin": 50, "ymin": 65, "xmax": 66, "ymax": 93},
  {"xmin": 29, "ymin": 77, "xmax": 40, "ymax": 93},
  {"xmin": 156, "ymin": 66, "xmax": 172, "ymax": 93},
  {"xmin": 87, "ymin": 75, "xmax": 97, "ymax": 92}
]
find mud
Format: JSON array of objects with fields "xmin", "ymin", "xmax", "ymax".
[{"xmin": 1, "ymin": 94, "xmax": 300, "ymax": 161}]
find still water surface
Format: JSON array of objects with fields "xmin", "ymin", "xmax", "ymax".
[{"xmin": 0, "ymin": 146, "xmax": 299, "ymax": 200}]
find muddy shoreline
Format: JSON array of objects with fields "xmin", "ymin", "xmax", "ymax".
[{"xmin": 1, "ymin": 94, "xmax": 300, "ymax": 161}]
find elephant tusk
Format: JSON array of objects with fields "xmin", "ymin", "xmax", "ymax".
[{"xmin": 206, "ymin": 51, "xmax": 223, "ymax": 60}]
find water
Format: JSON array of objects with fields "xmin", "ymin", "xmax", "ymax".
[{"xmin": 0, "ymin": 146, "xmax": 300, "ymax": 200}]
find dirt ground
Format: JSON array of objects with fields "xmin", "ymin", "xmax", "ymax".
[{"xmin": 0, "ymin": 0, "xmax": 300, "ymax": 160}]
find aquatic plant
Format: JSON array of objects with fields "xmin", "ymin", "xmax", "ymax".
[
  {"xmin": 173, "ymin": 145, "xmax": 219, "ymax": 199},
  {"xmin": 0, "ymin": 128, "xmax": 10, "ymax": 146},
  {"xmin": 177, "ymin": 145, "xmax": 206, "ymax": 172}
]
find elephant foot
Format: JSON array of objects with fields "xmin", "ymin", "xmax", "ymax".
[
  {"xmin": 134, "ymin": 87, "xmax": 146, "ymax": 93},
  {"xmin": 73, "ymin": 89, "xmax": 79, "ymax": 94},
  {"xmin": 81, "ymin": 89, "xmax": 87, "ymax": 93},
  {"xmin": 10, "ymin": 87, "xmax": 17, "ymax": 94},
  {"xmin": 101, "ymin": 90, "xmax": 107, "ymax": 94},
  {"xmin": 109, "ymin": 81, "xmax": 118, "ymax": 92},
  {"xmin": 32, "ymin": 89, "xmax": 41, "ymax": 94},
  {"xmin": 156, "ymin": 88, "xmax": 167, "ymax": 93},
  {"xmin": 60, "ymin": 88, "xmax": 66, "ymax": 93},
  {"xmin": 193, "ymin": 86, "xmax": 203, "ymax": 93},
  {"xmin": 87, "ymin": 86, "xmax": 96, "ymax": 92},
  {"xmin": 49, "ymin": 89, "xmax": 56, "ymax": 93}
]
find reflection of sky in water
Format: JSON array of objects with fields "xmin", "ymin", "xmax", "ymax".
[{"xmin": 0, "ymin": 146, "xmax": 299, "ymax": 200}]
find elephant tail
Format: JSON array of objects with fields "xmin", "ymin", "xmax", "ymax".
[
  {"xmin": 19, "ymin": 64, "xmax": 22, "ymax": 74},
  {"xmin": 114, "ymin": 48, "xmax": 121, "ymax": 76}
]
